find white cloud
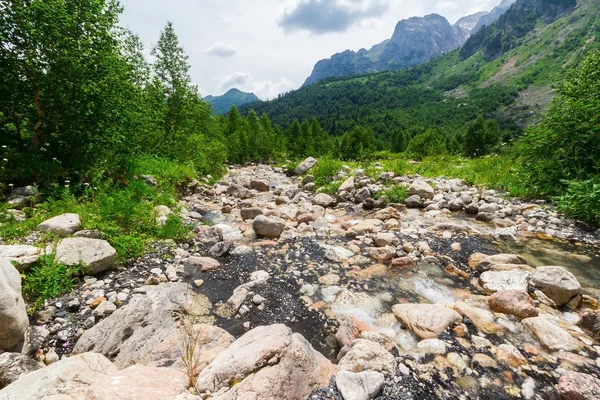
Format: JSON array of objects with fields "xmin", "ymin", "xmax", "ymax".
[
  {"xmin": 206, "ymin": 42, "xmax": 238, "ymax": 58},
  {"xmin": 435, "ymin": 0, "xmax": 460, "ymax": 11},
  {"xmin": 219, "ymin": 72, "xmax": 295, "ymax": 100}
]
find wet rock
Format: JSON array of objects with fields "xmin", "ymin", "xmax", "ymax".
[
  {"xmin": 558, "ymin": 371, "xmax": 600, "ymax": 400},
  {"xmin": 404, "ymin": 195, "xmax": 423, "ymax": 208},
  {"xmin": 253, "ymin": 215, "xmax": 286, "ymax": 238},
  {"xmin": 53, "ymin": 238, "xmax": 116, "ymax": 275},
  {"xmin": 208, "ymin": 241, "xmax": 234, "ymax": 258},
  {"xmin": 313, "ymin": 193, "xmax": 335, "ymax": 208},
  {"xmin": 37, "ymin": 213, "xmax": 81, "ymax": 236},
  {"xmin": 366, "ymin": 246, "xmax": 396, "ymax": 262},
  {"xmin": 250, "ymin": 179, "xmax": 270, "ymax": 192},
  {"xmin": 476, "ymin": 254, "xmax": 528, "ymax": 272},
  {"xmin": 339, "ymin": 177, "xmax": 355, "ymax": 193},
  {"xmin": 0, "ymin": 245, "xmax": 41, "ymax": 272},
  {"xmin": 338, "ymin": 339, "xmax": 396, "ymax": 375},
  {"xmin": 0, "ymin": 258, "xmax": 28, "ymax": 350},
  {"xmin": 488, "ymin": 290, "xmax": 538, "ymax": 319},
  {"xmin": 393, "ymin": 304, "xmax": 462, "ymax": 339},
  {"xmin": 408, "ymin": 180, "xmax": 434, "ymax": 199},
  {"xmin": 296, "ymin": 157, "xmax": 318, "ymax": 175},
  {"xmin": 479, "ymin": 270, "xmax": 531, "ymax": 294},
  {"xmin": 73, "ymin": 283, "xmax": 212, "ymax": 368},
  {"xmin": 241, "ymin": 207, "xmax": 263, "ymax": 221},
  {"xmin": 529, "ymin": 266, "xmax": 582, "ymax": 306},
  {"xmin": 417, "ymin": 339, "xmax": 447, "ymax": 354},
  {"xmin": 454, "ymin": 301, "xmax": 504, "ymax": 335},
  {"xmin": 335, "ymin": 370, "xmax": 385, "ymax": 400},
  {"xmin": 196, "ymin": 324, "xmax": 334, "ymax": 400},
  {"xmin": 522, "ymin": 317, "xmax": 583, "ymax": 352},
  {"xmin": 389, "ymin": 256, "xmax": 416, "ymax": 271},
  {"xmin": 0, "ymin": 353, "xmax": 41, "ymax": 389},
  {"xmin": 579, "ymin": 311, "xmax": 600, "ymax": 337},
  {"xmin": 336, "ymin": 317, "xmax": 374, "ymax": 348},
  {"xmin": 496, "ymin": 344, "xmax": 528, "ymax": 368}
]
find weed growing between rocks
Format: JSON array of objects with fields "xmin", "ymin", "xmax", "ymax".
[{"xmin": 179, "ymin": 287, "xmax": 206, "ymax": 392}]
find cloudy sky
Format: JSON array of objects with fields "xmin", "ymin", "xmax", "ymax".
[{"xmin": 120, "ymin": 0, "xmax": 501, "ymax": 99}]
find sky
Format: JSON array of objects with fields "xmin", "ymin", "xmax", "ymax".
[{"xmin": 119, "ymin": 0, "xmax": 502, "ymax": 100}]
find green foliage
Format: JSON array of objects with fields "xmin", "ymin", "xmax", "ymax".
[
  {"xmin": 555, "ymin": 179, "xmax": 600, "ymax": 226},
  {"xmin": 311, "ymin": 158, "xmax": 343, "ymax": 190},
  {"xmin": 339, "ymin": 126, "xmax": 376, "ymax": 160},
  {"xmin": 406, "ymin": 129, "xmax": 447, "ymax": 160},
  {"xmin": 391, "ymin": 128, "xmax": 409, "ymax": 153},
  {"xmin": 157, "ymin": 215, "xmax": 192, "ymax": 240},
  {"xmin": 377, "ymin": 186, "xmax": 408, "ymax": 204},
  {"xmin": 463, "ymin": 116, "xmax": 502, "ymax": 157},
  {"xmin": 22, "ymin": 252, "xmax": 80, "ymax": 311}
]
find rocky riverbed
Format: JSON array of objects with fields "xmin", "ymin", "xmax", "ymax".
[{"xmin": 2, "ymin": 159, "xmax": 600, "ymax": 399}]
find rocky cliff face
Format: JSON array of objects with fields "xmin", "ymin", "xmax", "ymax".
[
  {"xmin": 472, "ymin": 0, "xmax": 517, "ymax": 33},
  {"xmin": 302, "ymin": 14, "xmax": 472, "ymax": 87}
]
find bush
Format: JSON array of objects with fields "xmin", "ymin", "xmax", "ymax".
[
  {"xmin": 555, "ymin": 179, "xmax": 600, "ymax": 226},
  {"xmin": 406, "ymin": 129, "xmax": 447, "ymax": 160},
  {"xmin": 312, "ymin": 158, "xmax": 343, "ymax": 190},
  {"xmin": 376, "ymin": 186, "xmax": 408, "ymax": 204}
]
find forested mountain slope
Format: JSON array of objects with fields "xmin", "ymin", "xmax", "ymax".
[
  {"xmin": 205, "ymin": 89, "xmax": 261, "ymax": 115},
  {"xmin": 244, "ymin": 0, "xmax": 599, "ymax": 145}
]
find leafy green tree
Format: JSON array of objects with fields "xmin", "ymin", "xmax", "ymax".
[
  {"xmin": 391, "ymin": 128, "xmax": 409, "ymax": 153},
  {"xmin": 463, "ymin": 116, "xmax": 502, "ymax": 157},
  {"xmin": 339, "ymin": 126, "xmax": 376, "ymax": 160},
  {"xmin": 406, "ymin": 128, "xmax": 447, "ymax": 160}
]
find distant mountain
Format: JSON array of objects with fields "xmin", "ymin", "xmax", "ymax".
[
  {"xmin": 205, "ymin": 89, "xmax": 261, "ymax": 115},
  {"xmin": 301, "ymin": 0, "xmax": 518, "ymax": 87},
  {"xmin": 471, "ymin": 0, "xmax": 517, "ymax": 33}
]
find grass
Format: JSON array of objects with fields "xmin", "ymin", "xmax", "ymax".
[{"xmin": 376, "ymin": 185, "xmax": 408, "ymax": 203}]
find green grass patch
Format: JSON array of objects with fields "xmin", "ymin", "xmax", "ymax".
[{"xmin": 376, "ymin": 185, "xmax": 408, "ymax": 204}]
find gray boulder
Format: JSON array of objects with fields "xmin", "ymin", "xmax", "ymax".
[
  {"xmin": 6, "ymin": 186, "xmax": 41, "ymax": 210},
  {"xmin": 52, "ymin": 238, "xmax": 116, "ymax": 275},
  {"xmin": 336, "ymin": 370, "xmax": 385, "ymax": 400},
  {"xmin": 240, "ymin": 207, "xmax": 263, "ymax": 221},
  {"xmin": 337, "ymin": 339, "xmax": 396, "ymax": 375},
  {"xmin": 196, "ymin": 324, "xmax": 335, "ymax": 400},
  {"xmin": 37, "ymin": 213, "xmax": 81, "ymax": 236},
  {"xmin": 0, "ymin": 245, "xmax": 41, "ymax": 272},
  {"xmin": 393, "ymin": 304, "xmax": 462, "ymax": 339},
  {"xmin": 339, "ymin": 176, "xmax": 355, "ymax": 193},
  {"xmin": 252, "ymin": 215, "xmax": 286, "ymax": 238},
  {"xmin": 408, "ymin": 179, "xmax": 434, "ymax": 199},
  {"xmin": 0, "ymin": 258, "xmax": 28, "ymax": 350},
  {"xmin": 313, "ymin": 193, "xmax": 335, "ymax": 208},
  {"xmin": 529, "ymin": 266, "xmax": 582, "ymax": 306},
  {"xmin": 295, "ymin": 157, "xmax": 318, "ymax": 175},
  {"xmin": 0, "ymin": 353, "xmax": 41, "ymax": 389},
  {"xmin": 404, "ymin": 195, "xmax": 423, "ymax": 208}
]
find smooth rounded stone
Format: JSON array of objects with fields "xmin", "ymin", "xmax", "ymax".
[
  {"xmin": 488, "ymin": 290, "xmax": 538, "ymax": 319},
  {"xmin": 231, "ymin": 245, "xmax": 253, "ymax": 255},
  {"xmin": 374, "ymin": 232, "xmax": 396, "ymax": 247},
  {"xmin": 558, "ymin": 371, "xmax": 600, "ymax": 400},
  {"xmin": 318, "ymin": 273, "xmax": 341, "ymax": 286},
  {"xmin": 454, "ymin": 301, "xmax": 504, "ymax": 335},
  {"xmin": 496, "ymin": 344, "xmax": 528, "ymax": 368},
  {"xmin": 479, "ymin": 270, "xmax": 531, "ymax": 294},
  {"xmin": 313, "ymin": 193, "xmax": 335, "ymax": 208},
  {"xmin": 0, "ymin": 353, "xmax": 41, "ymax": 389},
  {"xmin": 240, "ymin": 207, "xmax": 263, "ymax": 221},
  {"xmin": 0, "ymin": 258, "xmax": 29, "ymax": 350},
  {"xmin": 472, "ymin": 353, "xmax": 498, "ymax": 369},
  {"xmin": 448, "ymin": 198, "xmax": 464, "ymax": 211},
  {"xmin": 250, "ymin": 179, "xmax": 270, "ymax": 192},
  {"xmin": 408, "ymin": 179, "xmax": 434, "ymax": 199},
  {"xmin": 476, "ymin": 254, "xmax": 528, "ymax": 272},
  {"xmin": 417, "ymin": 339, "xmax": 447, "ymax": 354},
  {"xmin": 52, "ymin": 238, "xmax": 116, "ymax": 275},
  {"xmin": 252, "ymin": 215, "xmax": 286, "ymax": 238},
  {"xmin": 92, "ymin": 301, "xmax": 117, "ymax": 317},
  {"xmin": 339, "ymin": 176, "xmax": 355, "ymax": 193},
  {"xmin": 346, "ymin": 219, "xmax": 383, "ymax": 239},
  {"xmin": 476, "ymin": 212, "xmax": 495, "ymax": 222},
  {"xmin": 36, "ymin": 213, "xmax": 81, "ymax": 236},
  {"xmin": 529, "ymin": 266, "xmax": 582, "ymax": 306},
  {"xmin": 404, "ymin": 195, "xmax": 423, "ymax": 208},
  {"xmin": 393, "ymin": 304, "xmax": 462, "ymax": 339},
  {"xmin": 447, "ymin": 352, "xmax": 468, "ymax": 374},
  {"xmin": 465, "ymin": 203, "xmax": 480, "ymax": 214},
  {"xmin": 478, "ymin": 203, "xmax": 499, "ymax": 213},
  {"xmin": 196, "ymin": 324, "xmax": 334, "ymax": 400},
  {"xmin": 336, "ymin": 317, "xmax": 374, "ymax": 348},
  {"xmin": 335, "ymin": 370, "xmax": 385, "ymax": 400},
  {"xmin": 184, "ymin": 256, "xmax": 221, "ymax": 272},
  {"xmin": 338, "ymin": 339, "xmax": 397, "ymax": 375},
  {"xmin": 208, "ymin": 241, "xmax": 234, "ymax": 258},
  {"xmin": 522, "ymin": 317, "xmax": 583, "ymax": 352},
  {"xmin": 73, "ymin": 283, "xmax": 213, "ymax": 368},
  {"xmin": 295, "ymin": 157, "xmax": 318, "ymax": 175},
  {"xmin": 0, "ymin": 245, "xmax": 41, "ymax": 272}
]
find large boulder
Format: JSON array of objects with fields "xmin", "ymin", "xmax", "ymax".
[
  {"xmin": 529, "ymin": 266, "xmax": 582, "ymax": 306},
  {"xmin": 195, "ymin": 324, "xmax": 335, "ymax": 400},
  {"xmin": 337, "ymin": 339, "xmax": 396, "ymax": 375},
  {"xmin": 53, "ymin": 238, "xmax": 116, "ymax": 275},
  {"xmin": 408, "ymin": 180, "xmax": 434, "ymax": 200},
  {"xmin": 558, "ymin": 372, "xmax": 600, "ymax": 400},
  {"xmin": 335, "ymin": 370, "xmax": 385, "ymax": 400},
  {"xmin": 295, "ymin": 157, "xmax": 318, "ymax": 175},
  {"xmin": 252, "ymin": 215, "xmax": 286, "ymax": 238},
  {"xmin": 488, "ymin": 290, "xmax": 538, "ymax": 319},
  {"xmin": 479, "ymin": 270, "xmax": 531, "ymax": 294},
  {"xmin": 250, "ymin": 179, "xmax": 270, "ymax": 192},
  {"xmin": 37, "ymin": 213, "xmax": 81, "ymax": 236},
  {"xmin": 338, "ymin": 176, "xmax": 355, "ymax": 193},
  {"xmin": 0, "ymin": 258, "xmax": 28, "ymax": 350},
  {"xmin": 73, "ymin": 283, "xmax": 219, "ymax": 369},
  {"xmin": 6, "ymin": 186, "xmax": 41, "ymax": 210},
  {"xmin": 393, "ymin": 304, "xmax": 462, "ymax": 339},
  {"xmin": 522, "ymin": 317, "xmax": 583, "ymax": 352},
  {"xmin": 0, "ymin": 245, "xmax": 41, "ymax": 272},
  {"xmin": 0, "ymin": 352, "xmax": 188, "ymax": 400},
  {"xmin": 0, "ymin": 353, "xmax": 41, "ymax": 389}
]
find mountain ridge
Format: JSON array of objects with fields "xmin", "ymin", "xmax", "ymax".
[{"xmin": 205, "ymin": 88, "xmax": 261, "ymax": 115}]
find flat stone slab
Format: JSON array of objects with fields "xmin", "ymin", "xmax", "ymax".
[
  {"xmin": 0, "ymin": 245, "xmax": 41, "ymax": 271},
  {"xmin": 393, "ymin": 303, "xmax": 463, "ymax": 339},
  {"xmin": 37, "ymin": 213, "xmax": 81, "ymax": 236},
  {"xmin": 52, "ymin": 238, "xmax": 116, "ymax": 275}
]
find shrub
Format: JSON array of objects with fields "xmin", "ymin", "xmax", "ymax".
[
  {"xmin": 555, "ymin": 179, "xmax": 600, "ymax": 226},
  {"xmin": 406, "ymin": 129, "xmax": 447, "ymax": 160},
  {"xmin": 376, "ymin": 186, "xmax": 408, "ymax": 204},
  {"xmin": 312, "ymin": 158, "xmax": 343, "ymax": 189}
]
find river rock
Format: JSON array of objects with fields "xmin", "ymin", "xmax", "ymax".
[
  {"xmin": 196, "ymin": 324, "xmax": 334, "ymax": 400},
  {"xmin": 0, "ymin": 245, "xmax": 41, "ymax": 272},
  {"xmin": 295, "ymin": 157, "xmax": 318, "ymax": 175},
  {"xmin": 52, "ymin": 238, "xmax": 116, "ymax": 275},
  {"xmin": 313, "ymin": 193, "xmax": 335, "ymax": 207},
  {"xmin": 37, "ymin": 213, "xmax": 81, "ymax": 236},
  {"xmin": 339, "ymin": 176, "xmax": 355, "ymax": 193},
  {"xmin": 335, "ymin": 370, "xmax": 385, "ymax": 400},
  {"xmin": 479, "ymin": 270, "xmax": 531, "ymax": 294},
  {"xmin": 496, "ymin": 344, "xmax": 528, "ymax": 368},
  {"xmin": 558, "ymin": 371, "xmax": 600, "ymax": 400},
  {"xmin": 580, "ymin": 312, "xmax": 600, "ymax": 338},
  {"xmin": 404, "ymin": 195, "xmax": 423, "ymax": 208},
  {"xmin": 0, "ymin": 353, "xmax": 41, "ymax": 389},
  {"xmin": 241, "ymin": 207, "xmax": 263, "ymax": 221},
  {"xmin": 184, "ymin": 256, "xmax": 221, "ymax": 272},
  {"xmin": 73, "ymin": 283, "xmax": 213, "ymax": 368},
  {"xmin": 374, "ymin": 232, "xmax": 396, "ymax": 247},
  {"xmin": 346, "ymin": 219, "xmax": 383, "ymax": 239},
  {"xmin": 522, "ymin": 317, "xmax": 583, "ymax": 352},
  {"xmin": 476, "ymin": 253, "xmax": 528, "ymax": 272},
  {"xmin": 0, "ymin": 258, "xmax": 28, "ymax": 350},
  {"xmin": 529, "ymin": 266, "xmax": 582, "ymax": 306},
  {"xmin": 336, "ymin": 317, "xmax": 374, "ymax": 347},
  {"xmin": 338, "ymin": 339, "xmax": 397, "ymax": 375},
  {"xmin": 393, "ymin": 304, "xmax": 462, "ymax": 339},
  {"xmin": 208, "ymin": 241, "xmax": 234, "ymax": 258},
  {"xmin": 454, "ymin": 301, "xmax": 504, "ymax": 335},
  {"xmin": 408, "ymin": 179, "xmax": 434, "ymax": 199},
  {"xmin": 253, "ymin": 215, "xmax": 286, "ymax": 238},
  {"xmin": 488, "ymin": 290, "xmax": 538, "ymax": 319},
  {"xmin": 250, "ymin": 179, "xmax": 270, "ymax": 192}
]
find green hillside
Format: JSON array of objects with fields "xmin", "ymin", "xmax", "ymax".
[
  {"xmin": 205, "ymin": 88, "xmax": 261, "ymax": 115},
  {"xmin": 243, "ymin": 0, "xmax": 600, "ymax": 146}
]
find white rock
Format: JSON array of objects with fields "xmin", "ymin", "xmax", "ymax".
[
  {"xmin": 336, "ymin": 370, "xmax": 385, "ymax": 400},
  {"xmin": 408, "ymin": 180, "xmax": 435, "ymax": 199},
  {"xmin": 0, "ymin": 245, "xmax": 41, "ymax": 272},
  {"xmin": 52, "ymin": 238, "xmax": 116, "ymax": 275},
  {"xmin": 37, "ymin": 213, "xmax": 81, "ymax": 236},
  {"xmin": 0, "ymin": 258, "xmax": 28, "ymax": 350}
]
